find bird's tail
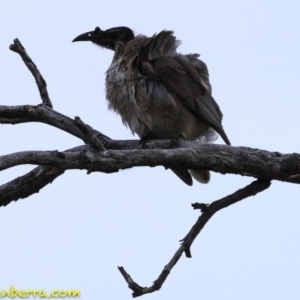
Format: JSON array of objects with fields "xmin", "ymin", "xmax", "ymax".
[
  {"xmin": 189, "ymin": 169, "xmax": 210, "ymax": 184},
  {"xmin": 171, "ymin": 168, "xmax": 210, "ymax": 185}
]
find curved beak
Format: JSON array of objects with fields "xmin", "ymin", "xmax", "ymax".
[{"xmin": 72, "ymin": 31, "xmax": 95, "ymax": 43}]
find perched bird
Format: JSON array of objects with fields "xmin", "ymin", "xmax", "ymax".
[{"xmin": 73, "ymin": 26, "xmax": 230, "ymax": 186}]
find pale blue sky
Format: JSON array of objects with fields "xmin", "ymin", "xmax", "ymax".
[{"xmin": 1, "ymin": 1, "xmax": 300, "ymax": 299}]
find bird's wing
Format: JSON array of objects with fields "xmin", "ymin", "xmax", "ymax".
[
  {"xmin": 139, "ymin": 55, "xmax": 231, "ymax": 145},
  {"xmin": 141, "ymin": 30, "xmax": 180, "ymax": 59},
  {"xmin": 171, "ymin": 169, "xmax": 193, "ymax": 186},
  {"xmin": 186, "ymin": 53, "xmax": 212, "ymax": 93}
]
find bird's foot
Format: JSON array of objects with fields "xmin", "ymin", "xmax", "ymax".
[
  {"xmin": 138, "ymin": 134, "xmax": 153, "ymax": 149},
  {"xmin": 169, "ymin": 134, "xmax": 185, "ymax": 149}
]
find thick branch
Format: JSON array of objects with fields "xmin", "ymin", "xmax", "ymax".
[
  {"xmin": 118, "ymin": 179, "xmax": 271, "ymax": 297},
  {"xmin": 1, "ymin": 142, "xmax": 299, "ymax": 180},
  {"xmin": 0, "ymin": 141, "xmax": 298, "ymax": 206},
  {"xmin": 9, "ymin": 39, "xmax": 53, "ymax": 108}
]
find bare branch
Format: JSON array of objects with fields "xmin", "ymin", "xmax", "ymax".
[
  {"xmin": 0, "ymin": 140, "xmax": 298, "ymax": 205},
  {"xmin": 183, "ymin": 179, "xmax": 272, "ymax": 254},
  {"xmin": 74, "ymin": 116, "xmax": 107, "ymax": 149},
  {"xmin": 118, "ymin": 179, "xmax": 271, "ymax": 297},
  {"xmin": 0, "ymin": 146, "xmax": 86, "ymax": 206},
  {"xmin": 9, "ymin": 39, "xmax": 53, "ymax": 108},
  {"xmin": 0, "ymin": 105, "xmax": 110, "ymax": 146},
  {"xmin": 0, "ymin": 143, "xmax": 299, "ymax": 180},
  {"xmin": 0, "ymin": 166, "xmax": 64, "ymax": 207}
]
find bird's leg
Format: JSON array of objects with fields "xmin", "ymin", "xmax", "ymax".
[
  {"xmin": 138, "ymin": 134, "xmax": 154, "ymax": 149},
  {"xmin": 169, "ymin": 134, "xmax": 185, "ymax": 149}
]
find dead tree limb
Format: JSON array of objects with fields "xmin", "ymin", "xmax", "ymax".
[
  {"xmin": 1, "ymin": 139, "xmax": 299, "ymax": 206},
  {"xmin": 9, "ymin": 39, "xmax": 53, "ymax": 108},
  {"xmin": 118, "ymin": 179, "xmax": 271, "ymax": 297}
]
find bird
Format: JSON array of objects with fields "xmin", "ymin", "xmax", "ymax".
[{"xmin": 72, "ymin": 26, "xmax": 231, "ymax": 186}]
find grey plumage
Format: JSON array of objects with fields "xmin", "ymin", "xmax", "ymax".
[{"xmin": 73, "ymin": 26, "xmax": 231, "ymax": 186}]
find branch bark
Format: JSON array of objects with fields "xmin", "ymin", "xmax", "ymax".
[{"xmin": 1, "ymin": 140, "xmax": 299, "ymax": 205}]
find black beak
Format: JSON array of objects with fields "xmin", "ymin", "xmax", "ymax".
[
  {"xmin": 72, "ymin": 31, "xmax": 95, "ymax": 43},
  {"xmin": 72, "ymin": 27, "xmax": 134, "ymax": 51}
]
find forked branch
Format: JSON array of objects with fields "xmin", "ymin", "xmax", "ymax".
[{"xmin": 118, "ymin": 179, "xmax": 271, "ymax": 297}]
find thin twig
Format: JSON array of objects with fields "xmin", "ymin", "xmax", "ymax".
[
  {"xmin": 74, "ymin": 116, "xmax": 106, "ymax": 149},
  {"xmin": 9, "ymin": 39, "xmax": 53, "ymax": 108},
  {"xmin": 182, "ymin": 179, "xmax": 272, "ymax": 253},
  {"xmin": 118, "ymin": 179, "xmax": 271, "ymax": 297}
]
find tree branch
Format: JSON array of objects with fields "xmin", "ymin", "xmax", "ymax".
[
  {"xmin": 0, "ymin": 166, "xmax": 64, "ymax": 207},
  {"xmin": 9, "ymin": 39, "xmax": 53, "ymax": 108},
  {"xmin": 1, "ymin": 142, "xmax": 300, "ymax": 180},
  {"xmin": 0, "ymin": 140, "xmax": 298, "ymax": 206},
  {"xmin": 118, "ymin": 179, "xmax": 271, "ymax": 297},
  {"xmin": 0, "ymin": 105, "xmax": 110, "ymax": 146}
]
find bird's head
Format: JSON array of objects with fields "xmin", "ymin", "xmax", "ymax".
[{"xmin": 72, "ymin": 26, "xmax": 135, "ymax": 51}]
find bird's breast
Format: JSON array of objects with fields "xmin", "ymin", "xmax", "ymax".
[{"xmin": 106, "ymin": 61, "xmax": 144, "ymax": 135}]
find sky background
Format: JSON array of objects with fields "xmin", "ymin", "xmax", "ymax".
[{"xmin": 1, "ymin": 1, "xmax": 300, "ymax": 299}]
